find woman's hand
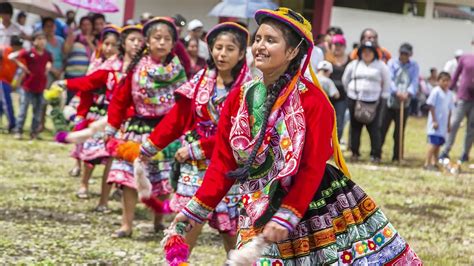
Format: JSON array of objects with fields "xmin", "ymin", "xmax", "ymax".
[
  {"xmin": 172, "ymin": 212, "xmax": 197, "ymax": 232},
  {"xmin": 175, "ymin": 147, "xmax": 190, "ymax": 163},
  {"xmin": 138, "ymin": 153, "xmax": 150, "ymax": 164},
  {"xmin": 262, "ymin": 221, "xmax": 289, "ymax": 243}
]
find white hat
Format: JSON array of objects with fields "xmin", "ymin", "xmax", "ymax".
[
  {"xmin": 454, "ymin": 49, "xmax": 463, "ymax": 57},
  {"xmin": 188, "ymin": 19, "xmax": 203, "ymax": 31},
  {"xmin": 317, "ymin": 60, "xmax": 333, "ymax": 73}
]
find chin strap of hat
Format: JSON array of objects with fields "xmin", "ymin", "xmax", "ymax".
[{"xmin": 308, "ymin": 57, "xmax": 351, "ymax": 178}]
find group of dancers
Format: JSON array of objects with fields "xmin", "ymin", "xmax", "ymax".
[{"xmin": 49, "ymin": 7, "xmax": 422, "ymax": 265}]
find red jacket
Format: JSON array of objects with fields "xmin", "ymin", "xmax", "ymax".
[{"xmin": 185, "ymin": 78, "xmax": 335, "ymax": 222}]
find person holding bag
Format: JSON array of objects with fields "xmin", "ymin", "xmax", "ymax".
[{"xmin": 342, "ymin": 41, "xmax": 391, "ymax": 163}]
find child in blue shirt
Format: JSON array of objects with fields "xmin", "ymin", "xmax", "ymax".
[{"xmin": 424, "ymin": 72, "xmax": 454, "ymax": 170}]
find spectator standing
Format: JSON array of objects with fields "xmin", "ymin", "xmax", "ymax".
[
  {"xmin": 0, "ymin": 36, "xmax": 23, "ymax": 132},
  {"xmin": 424, "ymin": 72, "xmax": 454, "ymax": 170},
  {"xmin": 350, "ymin": 28, "xmax": 391, "ymax": 63},
  {"xmin": 326, "ymin": 34, "xmax": 350, "ymax": 141},
  {"xmin": 381, "ymin": 43, "xmax": 419, "ymax": 162},
  {"xmin": 16, "ymin": 12, "xmax": 33, "ymax": 50},
  {"xmin": 304, "ymin": 44, "xmax": 324, "ymax": 76},
  {"xmin": 139, "ymin": 12, "xmax": 153, "ymax": 25},
  {"xmin": 43, "ymin": 17, "xmax": 65, "ymax": 82},
  {"xmin": 0, "ymin": 3, "xmax": 21, "ymax": 133},
  {"xmin": 440, "ymin": 53, "xmax": 474, "ymax": 162},
  {"xmin": 417, "ymin": 68, "xmax": 438, "ymax": 116},
  {"xmin": 443, "ymin": 49, "xmax": 463, "ymax": 76},
  {"xmin": 10, "ymin": 30, "xmax": 52, "ymax": 140},
  {"xmin": 185, "ymin": 19, "xmax": 209, "ymax": 60},
  {"xmin": 63, "ymin": 16, "xmax": 95, "ymax": 104},
  {"xmin": 65, "ymin": 10, "xmax": 77, "ymax": 29},
  {"xmin": 92, "ymin": 13, "xmax": 106, "ymax": 41},
  {"xmin": 171, "ymin": 15, "xmax": 192, "ymax": 78},
  {"xmin": 426, "ymin": 67, "xmax": 438, "ymax": 90},
  {"xmin": 342, "ymin": 41, "xmax": 391, "ymax": 163},
  {"xmin": 185, "ymin": 37, "xmax": 206, "ymax": 77},
  {"xmin": 316, "ymin": 60, "xmax": 339, "ymax": 100},
  {"xmin": 326, "ymin": 26, "xmax": 343, "ymax": 36},
  {"xmin": 0, "ymin": 3, "xmax": 21, "ymax": 46},
  {"xmin": 173, "ymin": 14, "xmax": 187, "ymax": 39},
  {"xmin": 34, "ymin": 18, "xmax": 68, "ymax": 40}
]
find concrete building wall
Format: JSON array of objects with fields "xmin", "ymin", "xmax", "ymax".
[{"xmin": 331, "ymin": 6, "xmax": 473, "ymax": 75}]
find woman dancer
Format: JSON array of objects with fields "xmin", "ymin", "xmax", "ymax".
[
  {"xmin": 105, "ymin": 17, "xmax": 187, "ymax": 238},
  {"xmin": 167, "ymin": 8, "xmax": 421, "ymax": 265},
  {"xmin": 139, "ymin": 22, "xmax": 251, "ymax": 252},
  {"xmin": 55, "ymin": 25, "xmax": 144, "ymax": 211}
]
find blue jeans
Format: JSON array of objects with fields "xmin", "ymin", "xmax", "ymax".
[
  {"xmin": 0, "ymin": 81, "xmax": 16, "ymax": 131},
  {"xmin": 15, "ymin": 89, "xmax": 44, "ymax": 134},
  {"xmin": 332, "ymin": 99, "xmax": 347, "ymax": 141},
  {"xmin": 442, "ymin": 100, "xmax": 474, "ymax": 159}
]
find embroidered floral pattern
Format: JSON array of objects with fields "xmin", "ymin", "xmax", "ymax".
[
  {"xmin": 341, "ymin": 250, "xmax": 353, "ymax": 264},
  {"xmin": 132, "ymin": 56, "xmax": 186, "ymax": 117}
]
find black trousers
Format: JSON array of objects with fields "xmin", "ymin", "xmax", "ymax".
[
  {"xmin": 348, "ymin": 98, "xmax": 382, "ymax": 159},
  {"xmin": 381, "ymin": 105, "xmax": 409, "ymax": 161}
]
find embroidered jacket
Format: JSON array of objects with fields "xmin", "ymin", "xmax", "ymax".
[
  {"xmin": 107, "ymin": 55, "xmax": 187, "ymax": 129},
  {"xmin": 181, "ymin": 76, "xmax": 335, "ymax": 231},
  {"xmin": 66, "ymin": 55, "xmax": 124, "ymax": 118}
]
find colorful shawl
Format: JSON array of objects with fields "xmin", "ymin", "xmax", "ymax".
[
  {"xmin": 175, "ymin": 63, "xmax": 251, "ymax": 124},
  {"xmin": 229, "ymin": 72, "xmax": 305, "ymax": 190}
]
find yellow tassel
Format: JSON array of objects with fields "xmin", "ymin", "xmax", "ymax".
[
  {"xmin": 308, "ymin": 64, "xmax": 351, "ymax": 178},
  {"xmin": 43, "ymin": 84, "xmax": 63, "ymax": 101}
]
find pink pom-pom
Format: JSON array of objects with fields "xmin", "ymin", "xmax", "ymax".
[
  {"xmin": 140, "ymin": 197, "xmax": 172, "ymax": 214},
  {"xmin": 55, "ymin": 131, "xmax": 69, "ymax": 144},
  {"xmin": 162, "ymin": 199, "xmax": 172, "ymax": 214},
  {"xmin": 164, "ymin": 235, "xmax": 189, "ymax": 266}
]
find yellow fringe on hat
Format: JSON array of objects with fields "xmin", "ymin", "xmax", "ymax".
[{"xmin": 308, "ymin": 64, "xmax": 351, "ymax": 178}]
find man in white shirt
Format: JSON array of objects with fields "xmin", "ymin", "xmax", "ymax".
[
  {"xmin": 303, "ymin": 45, "xmax": 324, "ymax": 81},
  {"xmin": 184, "ymin": 19, "xmax": 209, "ymax": 60},
  {"xmin": 0, "ymin": 3, "xmax": 22, "ymax": 46},
  {"xmin": 443, "ymin": 49, "xmax": 463, "ymax": 76}
]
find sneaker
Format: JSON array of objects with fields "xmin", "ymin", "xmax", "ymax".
[
  {"xmin": 14, "ymin": 133, "xmax": 22, "ymax": 140},
  {"xmin": 30, "ymin": 133, "xmax": 41, "ymax": 140},
  {"xmin": 68, "ymin": 167, "xmax": 81, "ymax": 177},
  {"xmin": 439, "ymin": 152, "xmax": 449, "ymax": 160},
  {"xmin": 370, "ymin": 156, "xmax": 381, "ymax": 164},
  {"xmin": 350, "ymin": 154, "xmax": 360, "ymax": 162},
  {"xmin": 460, "ymin": 154, "xmax": 469, "ymax": 163}
]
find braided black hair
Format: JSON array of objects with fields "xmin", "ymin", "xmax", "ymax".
[
  {"xmin": 206, "ymin": 29, "xmax": 247, "ymax": 88},
  {"xmin": 227, "ymin": 18, "xmax": 307, "ymax": 182}
]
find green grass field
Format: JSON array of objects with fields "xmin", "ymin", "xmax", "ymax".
[{"xmin": 0, "ymin": 110, "xmax": 473, "ymax": 265}]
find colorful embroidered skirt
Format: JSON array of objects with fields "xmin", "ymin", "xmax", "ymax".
[
  {"xmin": 237, "ymin": 164, "xmax": 422, "ymax": 265},
  {"xmin": 79, "ymin": 104, "xmax": 109, "ymax": 164},
  {"xmin": 107, "ymin": 116, "xmax": 180, "ymax": 196},
  {"xmin": 170, "ymin": 159, "xmax": 241, "ymax": 235}
]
